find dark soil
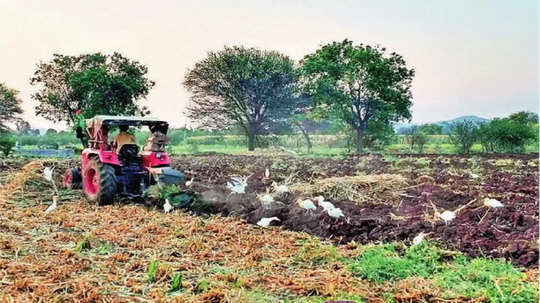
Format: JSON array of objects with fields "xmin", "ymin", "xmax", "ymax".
[{"xmin": 171, "ymin": 153, "xmax": 539, "ymax": 267}]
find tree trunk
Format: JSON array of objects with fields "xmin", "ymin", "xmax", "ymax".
[
  {"xmin": 355, "ymin": 126, "xmax": 365, "ymax": 153},
  {"xmin": 247, "ymin": 129, "xmax": 256, "ymax": 151},
  {"xmin": 300, "ymin": 128, "xmax": 312, "ymax": 153}
]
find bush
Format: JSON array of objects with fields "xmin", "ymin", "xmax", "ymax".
[
  {"xmin": 0, "ymin": 132, "xmax": 16, "ymax": 157},
  {"xmin": 448, "ymin": 121, "xmax": 478, "ymax": 154},
  {"xmin": 404, "ymin": 125, "xmax": 428, "ymax": 153},
  {"xmin": 476, "ymin": 116, "xmax": 537, "ymax": 153}
]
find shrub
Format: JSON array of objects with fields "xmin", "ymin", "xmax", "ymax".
[
  {"xmin": 0, "ymin": 132, "xmax": 16, "ymax": 157},
  {"xmin": 448, "ymin": 121, "xmax": 478, "ymax": 154}
]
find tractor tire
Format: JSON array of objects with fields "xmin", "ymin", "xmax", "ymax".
[
  {"xmin": 83, "ymin": 158, "xmax": 117, "ymax": 205},
  {"xmin": 63, "ymin": 168, "xmax": 82, "ymax": 189}
]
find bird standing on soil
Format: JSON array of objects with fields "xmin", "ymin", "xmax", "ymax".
[
  {"xmin": 163, "ymin": 199, "xmax": 173, "ymax": 213},
  {"xmin": 259, "ymin": 194, "xmax": 275, "ymax": 208},
  {"xmin": 227, "ymin": 176, "xmax": 249, "ymax": 194},
  {"xmin": 438, "ymin": 210, "xmax": 456, "ymax": 223},
  {"xmin": 257, "ymin": 217, "xmax": 280, "ymax": 227},
  {"xmin": 483, "ymin": 198, "xmax": 503, "ymax": 208},
  {"xmin": 44, "ymin": 196, "xmax": 58, "ymax": 214},
  {"xmin": 43, "ymin": 166, "xmax": 54, "ymax": 182},
  {"xmin": 412, "ymin": 232, "xmax": 431, "ymax": 246},
  {"xmin": 327, "ymin": 207, "xmax": 344, "ymax": 218},
  {"xmin": 298, "ymin": 199, "xmax": 317, "ymax": 211}
]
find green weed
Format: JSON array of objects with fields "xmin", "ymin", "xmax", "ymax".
[
  {"xmin": 74, "ymin": 233, "xmax": 92, "ymax": 253},
  {"xmin": 147, "ymin": 258, "xmax": 159, "ymax": 284},
  {"xmin": 169, "ymin": 272, "xmax": 183, "ymax": 292},
  {"xmin": 434, "ymin": 256, "xmax": 538, "ymax": 302},
  {"xmin": 348, "ymin": 242, "xmax": 444, "ymax": 283}
]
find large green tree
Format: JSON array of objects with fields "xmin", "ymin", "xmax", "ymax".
[
  {"xmin": 0, "ymin": 83, "xmax": 23, "ymax": 130},
  {"xmin": 183, "ymin": 46, "xmax": 298, "ymax": 151},
  {"xmin": 299, "ymin": 39, "xmax": 415, "ymax": 152},
  {"xmin": 30, "ymin": 52, "xmax": 154, "ymax": 126}
]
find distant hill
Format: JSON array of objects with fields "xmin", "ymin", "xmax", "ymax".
[{"xmin": 395, "ymin": 115, "xmax": 489, "ymax": 134}]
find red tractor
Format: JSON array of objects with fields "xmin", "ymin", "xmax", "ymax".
[{"xmin": 63, "ymin": 115, "xmax": 183, "ymax": 205}]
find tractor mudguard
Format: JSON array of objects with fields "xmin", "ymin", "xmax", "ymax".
[{"xmin": 148, "ymin": 167, "xmax": 184, "ymax": 185}]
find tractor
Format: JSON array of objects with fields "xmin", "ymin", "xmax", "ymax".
[{"xmin": 63, "ymin": 115, "xmax": 184, "ymax": 205}]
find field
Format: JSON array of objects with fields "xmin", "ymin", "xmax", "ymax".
[{"xmin": 0, "ymin": 153, "xmax": 538, "ymax": 302}]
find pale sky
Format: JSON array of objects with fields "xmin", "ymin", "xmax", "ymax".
[{"xmin": 1, "ymin": 0, "xmax": 538, "ymax": 129}]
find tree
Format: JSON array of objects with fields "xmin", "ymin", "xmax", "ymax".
[
  {"xmin": 0, "ymin": 131, "xmax": 16, "ymax": 157},
  {"xmin": 0, "ymin": 83, "xmax": 23, "ymax": 130},
  {"xmin": 448, "ymin": 120, "xmax": 478, "ymax": 154},
  {"xmin": 30, "ymin": 52, "xmax": 154, "ymax": 128},
  {"xmin": 15, "ymin": 120, "xmax": 32, "ymax": 135},
  {"xmin": 508, "ymin": 111, "xmax": 538, "ymax": 124},
  {"xmin": 419, "ymin": 123, "xmax": 443, "ymax": 135},
  {"xmin": 403, "ymin": 125, "xmax": 427, "ymax": 153},
  {"xmin": 475, "ymin": 113, "xmax": 537, "ymax": 153},
  {"xmin": 299, "ymin": 39, "xmax": 414, "ymax": 152},
  {"xmin": 183, "ymin": 46, "xmax": 298, "ymax": 151}
]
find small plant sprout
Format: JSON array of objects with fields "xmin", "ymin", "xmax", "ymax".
[
  {"xmin": 257, "ymin": 217, "xmax": 280, "ymax": 227},
  {"xmin": 227, "ymin": 176, "xmax": 249, "ymax": 194},
  {"xmin": 147, "ymin": 259, "xmax": 159, "ymax": 283},
  {"xmin": 169, "ymin": 273, "xmax": 183, "ymax": 292}
]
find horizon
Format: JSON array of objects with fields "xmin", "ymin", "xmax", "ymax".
[{"xmin": 1, "ymin": 0, "xmax": 538, "ymax": 130}]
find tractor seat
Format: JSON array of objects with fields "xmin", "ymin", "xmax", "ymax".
[{"xmin": 118, "ymin": 144, "xmax": 140, "ymax": 163}]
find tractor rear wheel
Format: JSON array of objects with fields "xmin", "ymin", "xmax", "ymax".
[
  {"xmin": 83, "ymin": 158, "xmax": 117, "ymax": 205},
  {"xmin": 63, "ymin": 168, "xmax": 82, "ymax": 189}
]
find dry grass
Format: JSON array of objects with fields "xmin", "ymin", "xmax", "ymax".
[{"xmin": 290, "ymin": 174, "xmax": 408, "ymax": 204}]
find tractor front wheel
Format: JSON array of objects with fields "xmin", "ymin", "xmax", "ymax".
[{"xmin": 83, "ymin": 159, "xmax": 117, "ymax": 205}]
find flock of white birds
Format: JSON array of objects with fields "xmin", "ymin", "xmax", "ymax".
[{"xmin": 36, "ymin": 166, "xmax": 506, "ymax": 245}]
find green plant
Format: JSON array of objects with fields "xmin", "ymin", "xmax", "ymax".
[
  {"xmin": 448, "ymin": 121, "xmax": 478, "ymax": 154},
  {"xmin": 74, "ymin": 233, "xmax": 92, "ymax": 252},
  {"xmin": 0, "ymin": 132, "xmax": 16, "ymax": 157},
  {"xmin": 147, "ymin": 258, "xmax": 159, "ymax": 283},
  {"xmin": 195, "ymin": 278, "xmax": 209, "ymax": 293},
  {"xmin": 348, "ymin": 242, "xmax": 444, "ymax": 283},
  {"xmin": 434, "ymin": 256, "xmax": 537, "ymax": 302},
  {"xmin": 169, "ymin": 272, "xmax": 183, "ymax": 292}
]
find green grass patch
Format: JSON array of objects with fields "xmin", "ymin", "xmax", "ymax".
[
  {"xmin": 435, "ymin": 256, "xmax": 538, "ymax": 302},
  {"xmin": 347, "ymin": 242, "xmax": 537, "ymax": 302},
  {"xmin": 348, "ymin": 242, "xmax": 444, "ymax": 283}
]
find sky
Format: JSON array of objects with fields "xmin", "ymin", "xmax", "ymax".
[{"xmin": 0, "ymin": 0, "xmax": 538, "ymax": 130}]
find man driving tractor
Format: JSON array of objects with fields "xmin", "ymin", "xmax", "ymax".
[{"xmin": 113, "ymin": 125, "xmax": 137, "ymax": 154}]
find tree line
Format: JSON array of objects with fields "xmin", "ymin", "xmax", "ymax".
[{"xmin": 0, "ymin": 39, "xmax": 537, "ymax": 155}]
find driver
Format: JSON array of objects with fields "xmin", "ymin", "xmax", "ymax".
[{"xmin": 113, "ymin": 125, "xmax": 137, "ymax": 154}]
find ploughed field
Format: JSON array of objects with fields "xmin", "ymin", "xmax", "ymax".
[{"xmin": 0, "ymin": 153, "xmax": 538, "ymax": 302}]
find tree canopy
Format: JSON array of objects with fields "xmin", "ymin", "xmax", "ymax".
[
  {"xmin": 30, "ymin": 52, "xmax": 154, "ymax": 125},
  {"xmin": 0, "ymin": 83, "xmax": 23, "ymax": 130},
  {"xmin": 299, "ymin": 39, "xmax": 414, "ymax": 152},
  {"xmin": 183, "ymin": 46, "xmax": 300, "ymax": 150}
]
